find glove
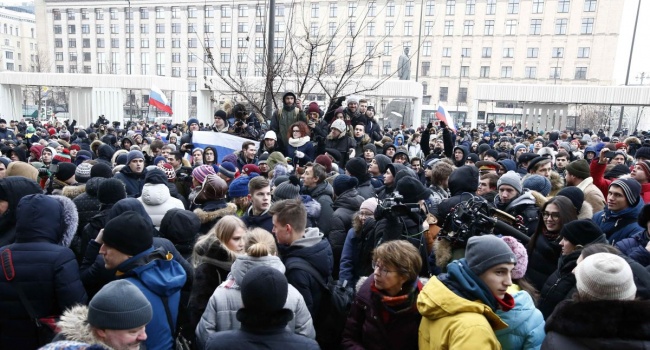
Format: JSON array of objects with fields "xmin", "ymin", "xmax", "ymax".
[
  {"xmin": 37, "ymin": 167, "xmax": 49, "ymax": 178},
  {"xmin": 349, "ymin": 149, "xmax": 356, "ymax": 158},
  {"xmin": 295, "ymin": 150, "xmax": 305, "ymax": 159}
]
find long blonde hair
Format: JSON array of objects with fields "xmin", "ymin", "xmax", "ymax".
[
  {"xmin": 244, "ymin": 228, "xmax": 277, "ymax": 257},
  {"xmin": 192, "ymin": 215, "xmax": 246, "ymax": 266}
]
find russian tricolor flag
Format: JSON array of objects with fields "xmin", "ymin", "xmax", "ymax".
[
  {"xmin": 435, "ymin": 104, "xmax": 456, "ymax": 131},
  {"xmin": 149, "ymin": 85, "xmax": 173, "ymax": 115}
]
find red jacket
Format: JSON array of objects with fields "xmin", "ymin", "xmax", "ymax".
[{"xmin": 591, "ymin": 159, "xmax": 650, "ymax": 204}]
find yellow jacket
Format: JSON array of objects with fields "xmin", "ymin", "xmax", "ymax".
[{"xmin": 417, "ymin": 276, "xmax": 508, "ymax": 350}]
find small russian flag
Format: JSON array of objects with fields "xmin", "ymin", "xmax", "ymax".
[
  {"xmin": 435, "ymin": 104, "xmax": 455, "ymax": 131},
  {"xmin": 149, "ymin": 85, "xmax": 173, "ymax": 115}
]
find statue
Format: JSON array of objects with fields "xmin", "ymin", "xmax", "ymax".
[{"xmin": 397, "ymin": 47, "xmax": 411, "ymax": 80}]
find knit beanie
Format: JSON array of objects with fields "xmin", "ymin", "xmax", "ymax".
[
  {"xmin": 153, "ymin": 156, "xmax": 167, "ymax": 166},
  {"xmin": 374, "ymin": 154, "xmax": 392, "ymax": 174},
  {"xmin": 604, "ymin": 164, "xmax": 631, "ymax": 179},
  {"xmin": 635, "ymin": 160, "xmax": 650, "ymax": 181},
  {"xmin": 266, "ymin": 152, "xmax": 287, "ymax": 171},
  {"xmin": 258, "ymin": 152, "xmax": 269, "ymax": 165},
  {"xmin": 611, "ymin": 178, "xmax": 642, "ymax": 207},
  {"xmin": 144, "ymin": 168, "xmax": 167, "ymax": 185},
  {"xmin": 635, "ymin": 146, "xmax": 650, "ymax": 160},
  {"xmin": 55, "ymin": 162, "xmax": 77, "ymax": 182},
  {"xmin": 465, "ymin": 235, "xmax": 517, "ymax": 276},
  {"xmin": 396, "ymin": 176, "xmax": 430, "ymax": 203},
  {"xmin": 88, "ymin": 280, "xmax": 153, "ymax": 330},
  {"xmin": 333, "ymin": 174, "xmax": 358, "ymax": 196},
  {"xmin": 263, "ymin": 131, "xmax": 277, "ymax": 141},
  {"xmin": 159, "ymin": 163, "xmax": 176, "ymax": 180},
  {"xmin": 229, "ymin": 175, "xmax": 253, "ymax": 198},
  {"xmin": 501, "ymin": 236, "xmax": 528, "ymax": 280},
  {"xmin": 565, "ymin": 159, "xmax": 590, "ymax": 179},
  {"xmin": 576, "ymin": 253, "xmax": 637, "ymax": 301},
  {"xmin": 479, "ymin": 143, "xmax": 493, "ymax": 155},
  {"xmin": 75, "ymin": 163, "xmax": 93, "ymax": 183},
  {"xmin": 315, "ymin": 154, "xmax": 333, "ymax": 173},
  {"xmin": 363, "ymin": 143, "xmax": 377, "ymax": 154},
  {"xmin": 126, "ymin": 150, "xmax": 144, "ymax": 164},
  {"xmin": 345, "ymin": 157, "xmax": 368, "ymax": 180},
  {"xmin": 273, "ymin": 175, "xmax": 301, "ymax": 200},
  {"xmin": 331, "ymin": 119, "xmax": 346, "ymax": 133},
  {"xmin": 103, "ymin": 211, "xmax": 153, "ymax": 256},
  {"xmin": 98, "ymin": 178, "xmax": 127, "ymax": 205},
  {"xmin": 192, "ymin": 165, "xmax": 216, "ymax": 184},
  {"xmin": 497, "ymin": 171, "xmax": 522, "ymax": 194},
  {"xmin": 360, "ymin": 197, "xmax": 379, "ymax": 214},
  {"xmin": 90, "ymin": 162, "xmax": 113, "ymax": 179},
  {"xmin": 523, "ymin": 175, "xmax": 551, "ymax": 196},
  {"xmin": 559, "ymin": 219, "xmax": 606, "ymax": 246},
  {"xmin": 556, "ymin": 187, "xmax": 584, "ymax": 213},
  {"xmin": 241, "ymin": 265, "xmax": 288, "ymax": 313},
  {"xmin": 512, "ymin": 144, "xmax": 527, "ymax": 155},
  {"xmin": 187, "ymin": 118, "xmax": 199, "ymax": 126},
  {"xmin": 53, "ymin": 151, "xmax": 72, "ymax": 164},
  {"xmin": 218, "ymin": 161, "xmax": 237, "ymax": 179},
  {"xmin": 242, "ymin": 164, "xmax": 260, "ymax": 175},
  {"xmin": 324, "ymin": 148, "xmax": 342, "ymax": 163},
  {"xmin": 116, "ymin": 154, "xmax": 128, "ymax": 166}
]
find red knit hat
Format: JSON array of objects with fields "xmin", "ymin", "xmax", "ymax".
[
  {"xmin": 48, "ymin": 128, "xmax": 57, "ymax": 136},
  {"xmin": 615, "ymin": 142, "xmax": 627, "ymax": 150},
  {"xmin": 315, "ymin": 154, "xmax": 333, "ymax": 173}
]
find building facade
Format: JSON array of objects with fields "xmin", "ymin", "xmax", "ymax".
[{"xmin": 0, "ymin": 6, "xmax": 38, "ymax": 73}]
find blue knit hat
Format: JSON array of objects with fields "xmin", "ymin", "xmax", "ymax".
[
  {"xmin": 218, "ymin": 161, "xmax": 237, "ymax": 179},
  {"xmin": 333, "ymin": 174, "xmax": 358, "ymax": 196},
  {"xmin": 187, "ymin": 118, "xmax": 199, "ymax": 126},
  {"xmin": 229, "ymin": 175, "xmax": 255, "ymax": 198},
  {"xmin": 126, "ymin": 150, "xmax": 144, "ymax": 164},
  {"xmin": 523, "ymin": 175, "xmax": 551, "ymax": 196}
]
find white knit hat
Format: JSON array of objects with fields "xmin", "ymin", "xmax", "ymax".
[
  {"xmin": 331, "ymin": 119, "xmax": 346, "ymax": 133},
  {"xmin": 576, "ymin": 253, "xmax": 636, "ymax": 301}
]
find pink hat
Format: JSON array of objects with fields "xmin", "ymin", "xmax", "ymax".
[
  {"xmin": 192, "ymin": 164, "xmax": 216, "ymax": 184},
  {"xmin": 501, "ymin": 236, "xmax": 528, "ymax": 280}
]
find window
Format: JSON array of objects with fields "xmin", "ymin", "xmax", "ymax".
[
  {"xmin": 188, "ymin": 38, "xmax": 197, "ymax": 48},
  {"xmin": 555, "ymin": 19, "xmax": 568, "ymax": 34},
  {"xmin": 156, "ymin": 53, "xmax": 165, "ymax": 76},
  {"xmin": 110, "ymin": 39, "xmax": 118, "ymax": 48},
  {"xmin": 237, "ymin": 38, "xmax": 248, "ymax": 48},
  {"xmin": 329, "ymin": 3, "xmax": 337, "ymax": 17},
  {"xmin": 187, "ymin": 6, "xmax": 197, "ymax": 18},
  {"xmin": 141, "ymin": 39, "xmax": 149, "ymax": 48},
  {"xmin": 581, "ymin": 18, "xmax": 594, "ymax": 34},
  {"xmin": 68, "ymin": 39, "xmax": 76, "ymax": 48},
  {"xmin": 460, "ymin": 66, "xmax": 469, "ymax": 77},
  {"xmin": 442, "ymin": 47, "xmax": 451, "ymax": 57},
  {"xmin": 439, "ymin": 87, "xmax": 448, "ymax": 102},
  {"xmin": 156, "ymin": 24, "xmax": 165, "ymax": 34},
  {"xmin": 69, "ymin": 53, "xmax": 77, "ymax": 62},
  {"xmin": 97, "ymin": 39, "xmax": 105, "ymax": 48},
  {"xmin": 387, "ymin": 2, "xmax": 395, "ymax": 16},
  {"xmin": 422, "ymin": 62, "xmax": 431, "ymax": 76},
  {"xmin": 111, "ymin": 24, "xmax": 119, "ymax": 34},
  {"xmin": 96, "ymin": 9, "xmax": 104, "ymax": 20},
  {"xmin": 552, "ymin": 47, "xmax": 564, "ymax": 58},
  {"xmin": 486, "ymin": 0, "xmax": 496, "ymax": 14},
  {"xmin": 484, "ymin": 20, "xmax": 494, "ymax": 35},
  {"xmin": 220, "ymin": 53, "xmax": 230, "ymax": 63},
  {"xmin": 575, "ymin": 67, "xmax": 587, "ymax": 80},
  {"xmin": 237, "ymin": 53, "xmax": 247, "ymax": 63},
  {"xmin": 503, "ymin": 48, "xmax": 514, "ymax": 58},
  {"xmin": 140, "ymin": 7, "xmax": 148, "ymax": 19},
  {"xmin": 238, "ymin": 22, "xmax": 248, "ymax": 33},
  {"xmin": 203, "ymin": 5, "xmax": 213, "ymax": 18},
  {"xmin": 83, "ymin": 38, "xmax": 90, "ymax": 48},
  {"xmin": 56, "ymin": 65, "xmax": 64, "ymax": 73},
  {"xmin": 482, "ymin": 47, "xmax": 492, "ymax": 58},
  {"xmin": 530, "ymin": 19, "xmax": 542, "ymax": 35},
  {"xmin": 68, "ymin": 25, "xmax": 76, "ymax": 34},
  {"xmin": 141, "ymin": 24, "xmax": 149, "ymax": 34},
  {"xmin": 458, "ymin": 88, "xmax": 467, "ymax": 103},
  {"xmin": 444, "ymin": 21, "xmax": 454, "ymax": 36},
  {"xmin": 501, "ymin": 66, "xmax": 513, "ymax": 78},
  {"xmin": 221, "ymin": 38, "xmax": 231, "ymax": 48},
  {"xmin": 466, "ymin": 0, "xmax": 475, "ymax": 14},
  {"xmin": 424, "ymin": 21, "xmax": 434, "ymax": 35},
  {"xmin": 67, "ymin": 9, "xmax": 75, "ymax": 20},
  {"xmin": 55, "ymin": 52, "xmax": 63, "ymax": 61},
  {"xmin": 172, "ymin": 53, "xmax": 181, "ymax": 62},
  {"xmin": 525, "ymin": 66, "xmax": 537, "ymax": 78},
  {"xmin": 140, "ymin": 53, "xmax": 149, "ymax": 75},
  {"xmin": 464, "ymin": 21, "xmax": 474, "ymax": 35},
  {"xmin": 348, "ymin": 22, "xmax": 356, "ymax": 35},
  {"xmin": 508, "ymin": 0, "xmax": 519, "ymax": 14},
  {"xmin": 367, "ymin": 21, "xmax": 375, "ymax": 36},
  {"xmin": 55, "ymin": 39, "xmax": 63, "ymax": 48},
  {"xmin": 172, "ymin": 23, "xmax": 181, "ymax": 33},
  {"xmin": 172, "ymin": 67, "xmax": 181, "ymax": 77},
  {"xmin": 188, "ymin": 67, "xmax": 197, "ymax": 77},
  {"xmin": 425, "ymin": 1, "xmax": 435, "ymax": 15},
  {"xmin": 365, "ymin": 41, "xmax": 375, "ymax": 56},
  {"xmin": 188, "ymin": 53, "xmax": 196, "ymax": 62},
  {"xmin": 311, "ymin": 3, "xmax": 319, "ymax": 17},
  {"xmin": 204, "ymin": 67, "xmax": 214, "ymax": 76},
  {"xmin": 533, "ymin": 0, "xmax": 544, "ymax": 13},
  {"xmin": 81, "ymin": 8, "xmax": 89, "ymax": 19},
  {"xmin": 480, "ymin": 66, "xmax": 490, "ymax": 77},
  {"xmin": 381, "ymin": 41, "xmax": 391, "ymax": 56},
  {"xmin": 239, "ymin": 5, "xmax": 248, "ymax": 16},
  {"xmin": 171, "ymin": 7, "xmax": 180, "ymax": 18},
  {"xmin": 256, "ymin": 37, "xmax": 265, "ymax": 48},
  {"xmin": 109, "ymin": 8, "xmax": 117, "ymax": 20},
  {"xmin": 126, "ymin": 24, "xmax": 133, "ymax": 34},
  {"xmin": 221, "ymin": 22, "xmax": 231, "ymax": 33},
  {"xmin": 83, "ymin": 66, "xmax": 91, "ymax": 73},
  {"xmin": 550, "ymin": 67, "xmax": 561, "ymax": 79},
  {"xmin": 446, "ymin": 0, "xmax": 455, "ymax": 15},
  {"xmin": 386, "ymin": 21, "xmax": 394, "ymax": 35},
  {"xmin": 221, "ymin": 5, "xmax": 231, "ymax": 17},
  {"xmin": 422, "ymin": 42, "xmax": 432, "ymax": 56},
  {"xmin": 157, "ymin": 7, "xmax": 165, "ymax": 19},
  {"xmin": 81, "ymin": 25, "xmax": 90, "ymax": 34},
  {"xmin": 441, "ymin": 65, "xmax": 450, "ymax": 77},
  {"xmin": 558, "ymin": 0, "xmax": 570, "ymax": 13},
  {"xmin": 363, "ymin": 61, "xmax": 373, "ymax": 75},
  {"xmin": 527, "ymin": 47, "xmax": 539, "ymax": 58},
  {"xmin": 406, "ymin": 1, "xmax": 414, "ymax": 16},
  {"xmin": 275, "ymin": 22, "xmax": 285, "ymax": 32},
  {"xmin": 505, "ymin": 20, "xmax": 517, "ymax": 35},
  {"xmin": 461, "ymin": 48, "xmax": 471, "ymax": 57},
  {"xmin": 54, "ymin": 25, "xmax": 62, "ymax": 34},
  {"xmin": 172, "ymin": 39, "xmax": 180, "ymax": 48},
  {"xmin": 584, "ymin": 0, "xmax": 597, "ymax": 12},
  {"xmin": 348, "ymin": 3, "xmax": 357, "ymax": 16},
  {"xmin": 125, "ymin": 7, "xmax": 133, "ymax": 20},
  {"xmin": 156, "ymin": 38, "xmax": 164, "ymax": 48},
  {"xmin": 578, "ymin": 47, "xmax": 590, "ymax": 58},
  {"xmin": 404, "ymin": 21, "xmax": 413, "ymax": 36}
]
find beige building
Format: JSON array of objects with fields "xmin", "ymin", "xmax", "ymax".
[
  {"xmin": 0, "ymin": 5, "xmax": 38, "ymax": 73},
  {"xmin": 34, "ymin": 0, "xmax": 636, "ymax": 123}
]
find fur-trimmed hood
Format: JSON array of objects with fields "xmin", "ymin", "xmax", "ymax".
[
  {"xmin": 624, "ymin": 136, "xmax": 642, "ymax": 146},
  {"xmin": 55, "ymin": 305, "xmax": 112, "ymax": 349},
  {"xmin": 62, "ymin": 183, "xmax": 86, "ymax": 199},
  {"xmin": 15, "ymin": 194, "xmax": 78, "ymax": 247},
  {"xmin": 548, "ymin": 170, "xmax": 564, "ymax": 197},
  {"xmin": 193, "ymin": 202, "xmax": 238, "ymax": 224},
  {"xmin": 529, "ymin": 190, "xmax": 548, "ymax": 208},
  {"xmin": 577, "ymin": 200, "xmax": 593, "ymax": 220}
]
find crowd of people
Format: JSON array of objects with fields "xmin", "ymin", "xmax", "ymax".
[{"xmin": 1, "ymin": 93, "xmax": 650, "ymax": 350}]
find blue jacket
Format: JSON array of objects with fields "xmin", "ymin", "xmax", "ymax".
[
  {"xmin": 593, "ymin": 199, "xmax": 645, "ymax": 244},
  {"xmin": 496, "ymin": 290, "xmax": 546, "ymax": 350},
  {"xmin": 287, "ymin": 140, "xmax": 315, "ymax": 167},
  {"xmin": 114, "ymin": 166, "xmax": 147, "ymax": 198},
  {"xmin": 119, "ymin": 247, "xmax": 187, "ymax": 350},
  {"xmin": 339, "ymin": 228, "xmax": 359, "ymax": 286},
  {"xmin": 616, "ymin": 230, "xmax": 650, "ymax": 267}
]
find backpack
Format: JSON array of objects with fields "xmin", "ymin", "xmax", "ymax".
[{"xmin": 285, "ymin": 258, "xmax": 354, "ymax": 350}]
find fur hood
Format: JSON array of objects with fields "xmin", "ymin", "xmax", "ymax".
[
  {"xmin": 529, "ymin": 190, "xmax": 548, "ymax": 208},
  {"xmin": 548, "ymin": 171, "xmax": 564, "ymax": 197},
  {"xmin": 577, "ymin": 200, "xmax": 593, "ymax": 220},
  {"xmin": 624, "ymin": 136, "xmax": 642, "ymax": 146},
  {"xmin": 62, "ymin": 183, "xmax": 86, "ymax": 199},
  {"xmin": 55, "ymin": 305, "xmax": 112, "ymax": 349},
  {"xmin": 15, "ymin": 194, "xmax": 78, "ymax": 248},
  {"xmin": 194, "ymin": 203, "xmax": 238, "ymax": 224}
]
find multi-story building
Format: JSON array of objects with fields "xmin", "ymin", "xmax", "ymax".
[
  {"xmin": 0, "ymin": 6, "xmax": 38, "ymax": 73},
  {"xmin": 35, "ymin": 0, "xmax": 635, "ymax": 123}
]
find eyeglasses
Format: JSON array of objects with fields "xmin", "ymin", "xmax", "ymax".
[
  {"xmin": 292, "ymin": 129, "xmax": 300, "ymax": 133},
  {"xmin": 358, "ymin": 211, "xmax": 373, "ymax": 219},
  {"xmin": 542, "ymin": 212, "xmax": 560, "ymax": 220},
  {"xmin": 372, "ymin": 261, "xmax": 398, "ymax": 277}
]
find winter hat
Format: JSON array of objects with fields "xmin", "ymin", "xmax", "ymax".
[
  {"xmin": 192, "ymin": 165, "xmax": 216, "ymax": 184},
  {"xmin": 360, "ymin": 197, "xmax": 379, "ymax": 213},
  {"xmin": 526, "ymin": 156, "xmax": 550, "ymax": 173},
  {"xmin": 218, "ymin": 162, "xmax": 237, "ymax": 179},
  {"xmin": 187, "ymin": 118, "xmax": 199, "ymax": 126},
  {"xmin": 103, "ymin": 211, "xmax": 153, "ymax": 256},
  {"xmin": 615, "ymin": 142, "xmax": 627, "ymax": 150},
  {"xmin": 374, "ymin": 154, "xmax": 392, "ymax": 174},
  {"xmin": 513, "ymin": 143, "xmax": 527, "ymax": 155},
  {"xmin": 638, "ymin": 203, "xmax": 650, "ymax": 227},
  {"xmin": 5, "ymin": 162, "xmax": 38, "ymax": 181},
  {"xmin": 396, "ymin": 176, "xmax": 430, "ymax": 203},
  {"xmin": 466, "ymin": 153, "xmax": 479, "ymax": 164},
  {"xmin": 214, "ymin": 110, "xmax": 227, "ymax": 120},
  {"xmin": 228, "ymin": 175, "xmax": 253, "ymax": 198},
  {"xmin": 501, "ymin": 236, "xmax": 528, "ymax": 280},
  {"xmin": 363, "ymin": 143, "xmax": 377, "ymax": 154},
  {"xmin": 635, "ymin": 146, "xmax": 650, "ymax": 160},
  {"xmin": 266, "ymin": 152, "xmax": 287, "ymax": 171},
  {"xmin": 158, "ymin": 163, "xmax": 176, "ymax": 180},
  {"xmin": 565, "ymin": 159, "xmax": 590, "ymax": 179},
  {"xmin": 258, "ymin": 152, "xmax": 269, "ymax": 165},
  {"xmin": 144, "ymin": 168, "xmax": 167, "ymax": 185},
  {"xmin": 478, "ymin": 143, "xmax": 492, "ymax": 155},
  {"xmin": 576, "ymin": 253, "xmax": 636, "ymax": 301},
  {"xmin": 55, "ymin": 162, "xmax": 77, "ymax": 182},
  {"xmin": 153, "ymin": 156, "xmax": 167, "ymax": 166},
  {"xmin": 497, "ymin": 171, "xmax": 522, "ymax": 194},
  {"xmin": 556, "ymin": 187, "xmax": 584, "ymax": 213},
  {"xmin": 325, "ymin": 148, "xmax": 342, "ymax": 163},
  {"xmin": 560, "ymin": 220, "xmax": 607, "ymax": 246},
  {"xmin": 465, "ymin": 235, "xmax": 517, "ymax": 277},
  {"xmin": 242, "ymin": 164, "xmax": 260, "ymax": 175},
  {"xmin": 240, "ymin": 265, "xmax": 289, "ymax": 313},
  {"xmin": 315, "ymin": 154, "xmax": 333, "ymax": 173},
  {"xmin": 347, "ymin": 96, "xmax": 359, "ymax": 105},
  {"xmin": 273, "ymin": 175, "xmax": 301, "ymax": 200},
  {"xmin": 345, "ymin": 157, "xmax": 368, "ymax": 180},
  {"xmin": 98, "ymin": 178, "xmax": 127, "ymax": 205},
  {"xmin": 88, "ymin": 280, "xmax": 153, "ymax": 330},
  {"xmin": 53, "ymin": 151, "xmax": 72, "ymax": 164},
  {"xmin": 611, "ymin": 178, "xmax": 642, "ymax": 207},
  {"xmin": 90, "ymin": 162, "xmax": 113, "ymax": 179},
  {"xmin": 69, "ymin": 144, "xmax": 81, "ymax": 152},
  {"xmin": 59, "ymin": 130, "xmax": 71, "ymax": 140},
  {"xmin": 485, "ymin": 149, "xmax": 499, "ymax": 160},
  {"xmin": 307, "ymin": 102, "xmax": 320, "ymax": 114},
  {"xmin": 115, "ymin": 154, "xmax": 128, "ymax": 166},
  {"xmin": 333, "ymin": 174, "xmax": 358, "ymax": 196},
  {"xmin": 75, "ymin": 163, "xmax": 93, "ymax": 183},
  {"xmin": 523, "ymin": 175, "xmax": 551, "ymax": 196},
  {"xmin": 331, "ymin": 119, "xmax": 346, "ymax": 133},
  {"xmin": 635, "ymin": 160, "xmax": 650, "ymax": 180},
  {"xmin": 222, "ymin": 153, "xmax": 238, "ymax": 165},
  {"xmin": 264, "ymin": 130, "xmax": 277, "ymax": 141},
  {"xmin": 604, "ymin": 164, "xmax": 631, "ymax": 179},
  {"xmin": 126, "ymin": 150, "xmax": 144, "ymax": 164}
]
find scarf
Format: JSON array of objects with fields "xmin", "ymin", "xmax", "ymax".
[
  {"xmin": 371, "ymin": 278, "xmax": 422, "ymax": 323},
  {"xmin": 446, "ymin": 259, "xmax": 499, "ymax": 311},
  {"xmin": 542, "ymin": 228, "xmax": 560, "ymax": 242},
  {"xmin": 288, "ymin": 136, "xmax": 310, "ymax": 148},
  {"xmin": 495, "ymin": 292, "xmax": 515, "ymax": 312}
]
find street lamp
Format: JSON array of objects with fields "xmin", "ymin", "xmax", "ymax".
[
  {"xmin": 457, "ymin": 54, "xmax": 464, "ymax": 124},
  {"xmin": 636, "ymin": 72, "xmax": 648, "ymax": 85},
  {"xmin": 127, "ymin": 0, "xmax": 133, "ymax": 121}
]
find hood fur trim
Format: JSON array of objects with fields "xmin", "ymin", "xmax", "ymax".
[
  {"xmin": 50, "ymin": 195, "xmax": 79, "ymax": 247},
  {"xmin": 62, "ymin": 184, "xmax": 86, "ymax": 199},
  {"xmin": 624, "ymin": 136, "xmax": 642, "ymax": 145},
  {"xmin": 57, "ymin": 305, "xmax": 112, "ymax": 349},
  {"xmin": 548, "ymin": 171, "xmax": 564, "ymax": 197},
  {"xmin": 578, "ymin": 200, "xmax": 593, "ymax": 220},
  {"xmin": 433, "ymin": 239, "xmax": 453, "ymax": 269},
  {"xmin": 193, "ymin": 203, "xmax": 238, "ymax": 223},
  {"xmin": 530, "ymin": 190, "xmax": 548, "ymax": 208}
]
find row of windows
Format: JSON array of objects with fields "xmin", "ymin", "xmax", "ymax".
[
  {"xmin": 447, "ymin": 17, "xmax": 594, "ymax": 36},
  {"xmin": 423, "ymin": 64, "xmax": 587, "ymax": 80},
  {"xmin": 53, "ymin": 22, "xmax": 284, "ymax": 35},
  {"xmin": 53, "ymin": 4, "xmax": 280, "ymax": 21},
  {"xmin": 53, "ymin": 36, "xmax": 263, "ymax": 49},
  {"xmin": 433, "ymin": 46, "xmax": 589, "ymax": 59},
  {"xmin": 443, "ymin": 0, "xmax": 597, "ymax": 16}
]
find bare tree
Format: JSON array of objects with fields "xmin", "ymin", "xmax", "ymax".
[
  {"xmin": 30, "ymin": 49, "xmax": 52, "ymax": 119},
  {"xmin": 576, "ymin": 105, "xmax": 613, "ymax": 132}
]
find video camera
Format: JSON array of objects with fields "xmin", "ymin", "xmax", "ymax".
[{"xmin": 377, "ymin": 192, "xmax": 421, "ymax": 218}]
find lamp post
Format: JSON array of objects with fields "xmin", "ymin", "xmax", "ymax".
[
  {"xmin": 636, "ymin": 72, "xmax": 648, "ymax": 85},
  {"xmin": 414, "ymin": 0, "xmax": 425, "ymax": 82},
  {"xmin": 456, "ymin": 54, "xmax": 464, "ymax": 124},
  {"xmin": 127, "ymin": 0, "xmax": 133, "ymax": 121},
  {"xmin": 264, "ymin": 0, "xmax": 276, "ymax": 120},
  {"xmin": 618, "ymin": 0, "xmax": 642, "ymax": 132}
]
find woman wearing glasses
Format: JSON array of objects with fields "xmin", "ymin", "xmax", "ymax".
[
  {"xmin": 286, "ymin": 121, "xmax": 315, "ymax": 167},
  {"xmin": 342, "ymin": 240, "xmax": 423, "ymax": 350}
]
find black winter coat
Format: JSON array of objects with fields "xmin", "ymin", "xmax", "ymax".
[
  {"xmin": 72, "ymin": 178, "xmax": 103, "ymax": 236},
  {"xmin": 324, "ymin": 133, "xmax": 356, "ymax": 168},
  {"xmin": 356, "ymin": 178, "xmax": 375, "ymax": 200},
  {"xmin": 114, "ymin": 166, "xmax": 147, "ymax": 198},
  {"xmin": 329, "ymin": 189, "xmax": 364, "ymax": 280},
  {"xmin": 538, "ymin": 250, "xmax": 580, "ymax": 319},
  {"xmin": 241, "ymin": 207, "xmax": 274, "ymax": 233},
  {"xmin": 526, "ymin": 233, "xmax": 562, "ymax": 292},
  {"xmin": 0, "ymin": 177, "xmax": 43, "ymax": 248},
  {"xmin": 303, "ymin": 182, "xmax": 335, "ymax": 235}
]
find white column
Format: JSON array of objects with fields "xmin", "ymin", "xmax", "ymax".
[
  {"xmin": 69, "ymin": 88, "xmax": 93, "ymax": 127},
  {"xmin": 470, "ymin": 99, "xmax": 479, "ymax": 129},
  {"xmin": 172, "ymin": 90, "xmax": 189, "ymax": 124},
  {"xmin": 92, "ymin": 88, "xmax": 123, "ymax": 124},
  {"xmin": 196, "ymin": 90, "xmax": 213, "ymax": 125},
  {"xmin": 412, "ymin": 96, "xmax": 422, "ymax": 128},
  {"xmin": 0, "ymin": 84, "xmax": 22, "ymax": 121}
]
